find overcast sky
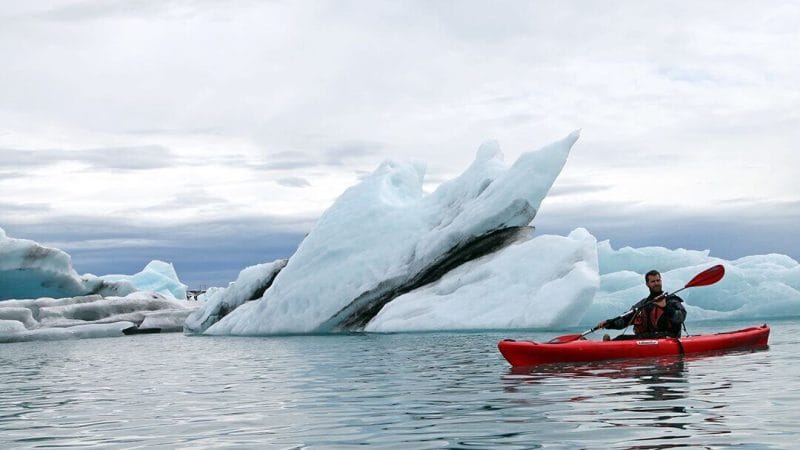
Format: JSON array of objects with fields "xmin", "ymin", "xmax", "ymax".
[{"xmin": 2, "ymin": 1, "xmax": 798, "ymax": 288}]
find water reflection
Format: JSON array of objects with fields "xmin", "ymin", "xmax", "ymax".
[
  {"xmin": 0, "ymin": 328, "xmax": 790, "ymax": 449},
  {"xmin": 500, "ymin": 354, "xmax": 759, "ymax": 447},
  {"xmin": 505, "ymin": 355, "xmax": 687, "ymax": 385}
]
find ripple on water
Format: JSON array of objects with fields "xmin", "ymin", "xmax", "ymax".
[{"xmin": 0, "ymin": 321, "xmax": 798, "ymax": 448}]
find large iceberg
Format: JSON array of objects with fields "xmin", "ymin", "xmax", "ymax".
[{"xmin": 206, "ymin": 132, "xmax": 586, "ymax": 335}]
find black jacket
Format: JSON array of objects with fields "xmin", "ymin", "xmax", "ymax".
[{"xmin": 604, "ymin": 292, "xmax": 686, "ymax": 338}]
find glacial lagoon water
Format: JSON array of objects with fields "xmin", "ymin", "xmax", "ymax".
[{"xmin": 1, "ymin": 319, "xmax": 799, "ymax": 449}]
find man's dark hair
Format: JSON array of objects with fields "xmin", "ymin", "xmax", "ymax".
[{"xmin": 645, "ymin": 270, "xmax": 661, "ymax": 282}]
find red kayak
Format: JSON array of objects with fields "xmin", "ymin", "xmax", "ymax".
[{"xmin": 498, "ymin": 324, "xmax": 770, "ymax": 367}]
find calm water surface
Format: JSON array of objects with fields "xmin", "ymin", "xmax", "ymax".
[{"xmin": 1, "ymin": 319, "xmax": 798, "ymax": 449}]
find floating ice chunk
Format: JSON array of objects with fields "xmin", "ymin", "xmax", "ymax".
[
  {"xmin": 0, "ymin": 292, "xmax": 198, "ymax": 342},
  {"xmin": 0, "ymin": 228, "xmax": 90, "ymax": 300},
  {"xmin": 184, "ymin": 260, "xmax": 287, "ymax": 334},
  {"xmin": 0, "ymin": 321, "xmax": 136, "ymax": 343},
  {"xmin": 99, "ymin": 260, "xmax": 187, "ymax": 300},
  {"xmin": 597, "ymin": 240, "xmax": 711, "ymax": 275}
]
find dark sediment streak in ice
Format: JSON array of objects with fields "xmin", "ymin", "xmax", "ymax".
[{"xmin": 320, "ymin": 225, "xmax": 534, "ymax": 331}]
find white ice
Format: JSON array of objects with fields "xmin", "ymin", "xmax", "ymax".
[
  {"xmin": 4, "ymin": 128, "xmax": 800, "ymax": 340},
  {"xmin": 365, "ymin": 228, "xmax": 600, "ymax": 332},
  {"xmin": 1, "ymin": 227, "xmax": 195, "ymax": 342},
  {"xmin": 580, "ymin": 244, "xmax": 800, "ymax": 328},
  {"xmin": 99, "ymin": 260, "xmax": 188, "ymax": 301},
  {"xmin": 184, "ymin": 260, "xmax": 287, "ymax": 334},
  {"xmin": 201, "ymin": 129, "xmax": 798, "ymax": 335},
  {"xmin": 0, "ymin": 291, "xmax": 198, "ymax": 343},
  {"xmin": 206, "ymin": 132, "xmax": 580, "ymax": 335},
  {"xmin": 0, "ymin": 227, "xmax": 187, "ymax": 301},
  {"xmin": 367, "ymin": 235, "xmax": 800, "ymax": 332}
]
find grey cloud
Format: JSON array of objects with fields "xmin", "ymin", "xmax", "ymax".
[
  {"xmin": 478, "ymin": 94, "xmax": 528, "ymax": 106},
  {"xmin": 534, "ymin": 199, "xmax": 800, "ymax": 261},
  {"xmin": 494, "ymin": 113, "xmax": 539, "ymax": 126},
  {"xmin": 565, "ymin": 139, "xmax": 696, "ymax": 171},
  {"xmin": 34, "ymin": 0, "xmax": 185, "ymax": 22},
  {"xmin": 269, "ymin": 150, "xmax": 309, "ymax": 160},
  {"xmin": 79, "ymin": 145, "xmax": 175, "ymax": 170},
  {"xmin": 252, "ymin": 151, "xmax": 314, "ymax": 171},
  {"xmin": 413, "ymin": 1, "xmax": 543, "ymax": 45},
  {"xmin": 0, "ymin": 201, "xmax": 53, "ymax": 214},
  {"xmin": 34, "ymin": 0, "xmax": 265, "ymax": 23},
  {"xmin": 252, "ymin": 140, "xmax": 385, "ymax": 172},
  {"xmin": 257, "ymin": 160, "xmax": 317, "ymax": 171},
  {"xmin": 124, "ymin": 189, "xmax": 233, "ymax": 214},
  {"xmin": 718, "ymin": 197, "xmax": 770, "ymax": 205},
  {"xmin": 323, "ymin": 140, "xmax": 384, "ymax": 163},
  {"xmin": 201, "ymin": 154, "xmax": 251, "ymax": 168},
  {"xmin": 547, "ymin": 183, "xmax": 612, "ymax": 198},
  {"xmin": 173, "ymin": 189, "xmax": 231, "ymax": 205},
  {"xmin": 277, "ymin": 177, "xmax": 311, "ymax": 188},
  {"xmin": 658, "ymin": 66, "xmax": 718, "ymax": 84},
  {"xmin": 123, "ymin": 126, "xmax": 226, "ymax": 136},
  {"xmin": 0, "ymin": 145, "xmax": 176, "ymax": 171},
  {"xmin": 0, "ymin": 148, "xmax": 53, "ymax": 170},
  {"xmin": 0, "ymin": 171, "xmax": 27, "ymax": 180},
  {"xmin": 1, "ymin": 212, "xmax": 315, "ymax": 288}
]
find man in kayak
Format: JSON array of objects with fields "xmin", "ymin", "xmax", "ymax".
[{"xmin": 596, "ymin": 270, "xmax": 686, "ymax": 340}]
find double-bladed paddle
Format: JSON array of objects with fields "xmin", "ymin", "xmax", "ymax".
[{"xmin": 547, "ymin": 264, "xmax": 726, "ymax": 344}]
